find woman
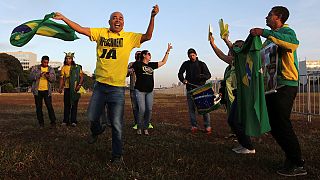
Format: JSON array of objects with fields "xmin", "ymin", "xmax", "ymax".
[
  {"xmin": 59, "ymin": 52, "xmax": 84, "ymax": 127},
  {"xmin": 133, "ymin": 43, "xmax": 172, "ymax": 135}
]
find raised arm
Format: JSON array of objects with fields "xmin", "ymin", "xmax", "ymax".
[
  {"xmin": 209, "ymin": 34, "xmax": 233, "ymax": 65},
  {"xmin": 222, "ymin": 34, "xmax": 233, "ymax": 50},
  {"xmin": 158, "ymin": 43, "xmax": 172, "ymax": 68},
  {"xmin": 53, "ymin": 12, "xmax": 91, "ymax": 37},
  {"xmin": 140, "ymin": 5, "xmax": 159, "ymax": 44}
]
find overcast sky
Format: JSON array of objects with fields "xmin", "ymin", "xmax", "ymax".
[{"xmin": 1, "ymin": 0, "xmax": 319, "ymax": 87}]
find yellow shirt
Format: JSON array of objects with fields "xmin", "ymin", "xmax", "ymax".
[
  {"xmin": 60, "ymin": 65, "xmax": 83, "ymax": 88},
  {"xmin": 38, "ymin": 67, "xmax": 48, "ymax": 91},
  {"xmin": 90, "ymin": 28, "xmax": 142, "ymax": 86}
]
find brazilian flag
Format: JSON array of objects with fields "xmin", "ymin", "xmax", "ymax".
[
  {"xmin": 10, "ymin": 13, "xmax": 79, "ymax": 47},
  {"xmin": 69, "ymin": 64, "xmax": 82, "ymax": 105},
  {"xmin": 233, "ymin": 35, "xmax": 270, "ymax": 137}
]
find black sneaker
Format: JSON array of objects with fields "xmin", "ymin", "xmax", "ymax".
[
  {"xmin": 277, "ymin": 166, "xmax": 307, "ymax": 177},
  {"xmin": 87, "ymin": 135, "xmax": 98, "ymax": 144},
  {"xmin": 87, "ymin": 125, "xmax": 106, "ymax": 144},
  {"xmin": 110, "ymin": 156, "xmax": 124, "ymax": 165}
]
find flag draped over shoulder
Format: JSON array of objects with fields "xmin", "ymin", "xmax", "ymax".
[
  {"xmin": 70, "ymin": 64, "xmax": 82, "ymax": 104},
  {"xmin": 10, "ymin": 13, "xmax": 79, "ymax": 47},
  {"xmin": 233, "ymin": 35, "xmax": 270, "ymax": 137}
]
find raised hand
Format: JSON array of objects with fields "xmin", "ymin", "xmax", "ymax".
[{"xmin": 151, "ymin": 5, "xmax": 159, "ymax": 17}]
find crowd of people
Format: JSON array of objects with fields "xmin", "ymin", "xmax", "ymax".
[{"xmin": 29, "ymin": 5, "xmax": 306, "ymax": 177}]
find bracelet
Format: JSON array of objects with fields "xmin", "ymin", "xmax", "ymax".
[{"xmin": 78, "ymin": 84, "xmax": 82, "ymax": 86}]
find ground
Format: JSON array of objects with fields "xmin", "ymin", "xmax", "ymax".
[{"xmin": 0, "ymin": 93, "xmax": 319, "ymax": 179}]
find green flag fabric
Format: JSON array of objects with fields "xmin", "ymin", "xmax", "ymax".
[
  {"xmin": 10, "ymin": 13, "xmax": 79, "ymax": 47},
  {"xmin": 233, "ymin": 35, "xmax": 270, "ymax": 137},
  {"xmin": 69, "ymin": 64, "xmax": 82, "ymax": 104}
]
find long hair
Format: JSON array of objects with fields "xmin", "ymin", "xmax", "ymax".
[
  {"xmin": 63, "ymin": 56, "xmax": 76, "ymax": 65},
  {"xmin": 139, "ymin": 50, "xmax": 149, "ymax": 61}
]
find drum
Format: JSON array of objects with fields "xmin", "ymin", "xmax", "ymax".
[{"xmin": 188, "ymin": 82, "xmax": 221, "ymax": 115}]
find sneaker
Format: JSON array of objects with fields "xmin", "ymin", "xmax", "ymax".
[
  {"xmin": 277, "ymin": 166, "xmax": 307, "ymax": 177},
  {"xmin": 232, "ymin": 145, "xmax": 244, "ymax": 152},
  {"xmin": 224, "ymin": 133, "xmax": 236, "ymax": 139},
  {"xmin": 87, "ymin": 135, "xmax": 98, "ymax": 144},
  {"xmin": 148, "ymin": 123, "xmax": 154, "ymax": 129},
  {"xmin": 87, "ymin": 125, "xmax": 106, "ymax": 144},
  {"xmin": 132, "ymin": 124, "xmax": 138, "ymax": 130},
  {"xmin": 39, "ymin": 124, "xmax": 44, "ymax": 129},
  {"xmin": 61, "ymin": 122, "xmax": 67, "ymax": 126},
  {"xmin": 205, "ymin": 127, "xmax": 212, "ymax": 135},
  {"xmin": 214, "ymin": 94, "xmax": 222, "ymax": 105},
  {"xmin": 235, "ymin": 147, "xmax": 255, "ymax": 154},
  {"xmin": 137, "ymin": 129, "xmax": 142, "ymax": 135},
  {"xmin": 144, "ymin": 129, "xmax": 149, "ymax": 135},
  {"xmin": 191, "ymin": 126, "xmax": 198, "ymax": 134},
  {"xmin": 71, "ymin": 123, "xmax": 77, "ymax": 127}
]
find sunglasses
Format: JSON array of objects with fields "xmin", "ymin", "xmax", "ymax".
[{"xmin": 147, "ymin": 52, "xmax": 151, "ymax": 56}]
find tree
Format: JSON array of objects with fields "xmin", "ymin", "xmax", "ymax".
[{"xmin": 0, "ymin": 53, "xmax": 24, "ymax": 87}]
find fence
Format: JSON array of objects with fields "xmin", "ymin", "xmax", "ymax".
[{"xmin": 293, "ymin": 73, "xmax": 320, "ymax": 122}]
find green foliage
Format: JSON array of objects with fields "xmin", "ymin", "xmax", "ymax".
[{"xmin": 0, "ymin": 53, "xmax": 23, "ymax": 87}]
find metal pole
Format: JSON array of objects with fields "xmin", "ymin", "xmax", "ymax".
[{"xmin": 307, "ymin": 74, "xmax": 312, "ymax": 122}]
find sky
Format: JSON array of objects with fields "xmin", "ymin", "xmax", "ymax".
[{"xmin": 1, "ymin": 0, "xmax": 319, "ymax": 87}]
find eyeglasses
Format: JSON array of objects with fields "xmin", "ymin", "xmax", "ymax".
[{"xmin": 147, "ymin": 52, "xmax": 151, "ymax": 56}]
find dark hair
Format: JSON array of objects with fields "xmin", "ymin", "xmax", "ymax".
[
  {"xmin": 139, "ymin": 50, "xmax": 149, "ymax": 61},
  {"xmin": 64, "ymin": 56, "xmax": 76, "ymax": 65},
  {"xmin": 41, "ymin": 55, "xmax": 49, "ymax": 62},
  {"xmin": 272, "ymin": 6, "xmax": 289, "ymax": 24},
  {"xmin": 187, "ymin": 48, "xmax": 197, "ymax": 55},
  {"xmin": 135, "ymin": 51, "xmax": 141, "ymax": 61}
]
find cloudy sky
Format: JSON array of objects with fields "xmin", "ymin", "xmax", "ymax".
[{"xmin": 1, "ymin": 0, "xmax": 319, "ymax": 87}]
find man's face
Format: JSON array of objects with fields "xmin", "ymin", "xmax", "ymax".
[
  {"xmin": 109, "ymin": 12, "xmax": 124, "ymax": 33},
  {"xmin": 41, "ymin": 59, "xmax": 49, "ymax": 67},
  {"xmin": 188, "ymin": 53, "xmax": 197, "ymax": 62},
  {"xmin": 266, "ymin": 10, "xmax": 279, "ymax": 29}
]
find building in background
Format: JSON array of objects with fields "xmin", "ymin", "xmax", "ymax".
[
  {"xmin": 4, "ymin": 51, "xmax": 37, "ymax": 70},
  {"xmin": 299, "ymin": 60, "xmax": 320, "ymax": 85}
]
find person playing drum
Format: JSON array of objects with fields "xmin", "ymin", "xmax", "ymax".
[{"xmin": 178, "ymin": 48, "xmax": 213, "ymax": 134}]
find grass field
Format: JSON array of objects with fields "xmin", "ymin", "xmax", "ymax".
[{"xmin": 0, "ymin": 93, "xmax": 319, "ymax": 179}]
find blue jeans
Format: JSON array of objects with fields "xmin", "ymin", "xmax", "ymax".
[
  {"xmin": 187, "ymin": 93, "xmax": 210, "ymax": 128},
  {"xmin": 135, "ymin": 89, "xmax": 153, "ymax": 129},
  {"xmin": 87, "ymin": 82, "xmax": 125, "ymax": 158},
  {"xmin": 130, "ymin": 90, "xmax": 139, "ymax": 124}
]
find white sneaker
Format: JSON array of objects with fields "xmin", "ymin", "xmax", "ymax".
[
  {"xmin": 214, "ymin": 94, "xmax": 222, "ymax": 105},
  {"xmin": 232, "ymin": 145, "xmax": 244, "ymax": 152},
  {"xmin": 144, "ymin": 129, "xmax": 149, "ymax": 135},
  {"xmin": 235, "ymin": 148, "xmax": 256, "ymax": 154},
  {"xmin": 137, "ymin": 129, "xmax": 142, "ymax": 135}
]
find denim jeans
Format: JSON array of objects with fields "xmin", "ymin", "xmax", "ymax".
[
  {"xmin": 130, "ymin": 90, "xmax": 139, "ymax": 124},
  {"xmin": 186, "ymin": 93, "xmax": 210, "ymax": 128},
  {"xmin": 63, "ymin": 88, "xmax": 79, "ymax": 124},
  {"xmin": 228, "ymin": 97, "xmax": 254, "ymax": 150},
  {"xmin": 34, "ymin": 90, "xmax": 56, "ymax": 126},
  {"xmin": 135, "ymin": 89, "xmax": 153, "ymax": 129},
  {"xmin": 87, "ymin": 82, "xmax": 125, "ymax": 158}
]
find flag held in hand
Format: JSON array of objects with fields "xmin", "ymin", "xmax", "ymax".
[
  {"xmin": 219, "ymin": 19, "xmax": 229, "ymax": 39},
  {"xmin": 10, "ymin": 12, "xmax": 79, "ymax": 47}
]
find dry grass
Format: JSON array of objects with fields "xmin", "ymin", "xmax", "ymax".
[{"xmin": 0, "ymin": 93, "xmax": 319, "ymax": 179}]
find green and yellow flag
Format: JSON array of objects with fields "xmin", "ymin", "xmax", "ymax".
[
  {"xmin": 10, "ymin": 13, "xmax": 79, "ymax": 47},
  {"xmin": 233, "ymin": 35, "xmax": 270, "ymax": 137}
]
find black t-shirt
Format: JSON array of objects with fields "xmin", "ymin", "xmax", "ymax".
[{"xmin": 133, "ymin": 61, "xmax": 158, "ymax": 92}]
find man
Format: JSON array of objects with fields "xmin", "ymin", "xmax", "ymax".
[
  {"xmin": 178, "ymin": 48, "xmax": 212, "ymax": 134},
  {"xmin": 127, "ymin": 51, "xmax": 141, "ymax": 130},
  {"xmin": 53, "ymin": 5, "xmax": 159, "ymax": 163},
  {"xmin": 30, "ymin": 55, "xmax": 56, "ymax": 128},
  {"xmin": 250, "ymin": 6, "xmax": 306, "ymax": 176}
]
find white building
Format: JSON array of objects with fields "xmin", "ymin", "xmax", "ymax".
[
  {"xmin": 299, "ymin": 60, "xmax": 320, "ymax": 84},
  {"xmin": 4, "ymin": 51, "xmax": 37, "ymax": 70}
]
